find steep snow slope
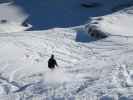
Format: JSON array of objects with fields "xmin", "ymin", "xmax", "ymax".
[
  {"xmin": 84, "ymin": 5, "xmax": 133, "ymax": 100},
  {"xmin": 0, "ymin": 26, "xmax": 133, "ymax": 99},
  {"xmin": 0, "ymin": 2, "xmax": 31, "ymax": 33},
  {"xmin": 0, "ymin": 0, "xmax": 133, "ymax": 100},
  {"xmin": 86, "ymin": 6, "xmax": 133, "ymax": 37}
]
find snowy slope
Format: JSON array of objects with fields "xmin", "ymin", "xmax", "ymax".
[
  {"xmin": 0, "ymin": 27, "xmax": 133, "ymax": 99},
  {"xmin": 85, "ymin": 6, "xmax": 133, "ymax": 37},
  {"xmin": 0, "ymin": 0, "xmax": 133, "ymax": 100},
  {"xmin": 0, "ymin": 2, "xmax": 31, "ymax": 33}
]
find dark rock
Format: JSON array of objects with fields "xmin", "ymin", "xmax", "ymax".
[
  {"xmin": 22, "ymin": 21, "xmax": 29, "ymax": 27},
  {"xmin": 0, "ymin": 19, "xmax": 7, "ymax": 24},
  {"xmin": 81, "ymin": 1, "xmax": 100, "ymax": 8},
  {"xmin": 88, "ymin": 26, "xmax": 108, "ymax": 39}
]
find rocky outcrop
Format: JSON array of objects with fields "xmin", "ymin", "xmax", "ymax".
[{"xmin": 88, "ymin": 25, "xmax": 108, "ymax": 39}]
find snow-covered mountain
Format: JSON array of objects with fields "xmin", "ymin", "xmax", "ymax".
[{"xmin": 0, "ymin": 0, "xmax": 133, "ymax": 100}]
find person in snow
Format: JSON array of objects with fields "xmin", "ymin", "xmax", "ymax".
[{"xmin": 48, "ymin": 54, "xmax": 58, "ymax": 69}]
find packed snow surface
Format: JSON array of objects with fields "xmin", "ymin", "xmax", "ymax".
[
  {"xmin": 0, "ymin": 0, "xmax": 133, "ymax": 100},
  {"xmin": 0, "ymin": 26, "xmax": 133, "ymax": 99}
]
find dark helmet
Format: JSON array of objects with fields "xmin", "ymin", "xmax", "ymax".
[{"xmin": 51, "ymin": 54, "xmax": 54, "ymax": 58}]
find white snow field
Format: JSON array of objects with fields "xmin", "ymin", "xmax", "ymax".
[
  {"xmin": 0, "ymin": 0, "xmax": 133, "ymax": 100},
  {"xmin": 0, "ymin": 2, "xmax": 31, "ymax": 33}
]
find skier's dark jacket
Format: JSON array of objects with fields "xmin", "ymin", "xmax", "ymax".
[{"xmin": 48, "ymin": 56, "xmax": 57, "ymax": 69}]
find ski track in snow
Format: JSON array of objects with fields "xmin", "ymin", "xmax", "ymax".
[
  {"xmin": 0, "ymin": 27, "xmax": 132, "ymax": 99},
  {"xmin": 0, "ymin": 0, "xmax": 133, "ymax": 100}
]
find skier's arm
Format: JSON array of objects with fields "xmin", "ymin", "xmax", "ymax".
[{"xmin": 55, "ymin": 60, "xmax": 58, "ymax": 67}]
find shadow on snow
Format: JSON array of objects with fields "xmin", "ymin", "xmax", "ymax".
[
  {"xmin": 13, "ymin": 0, "xmax": 112, "ymax": 30},
  {"xmin": 75, "ymin": 29, "xmax": 96, "ymax": 43}
]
